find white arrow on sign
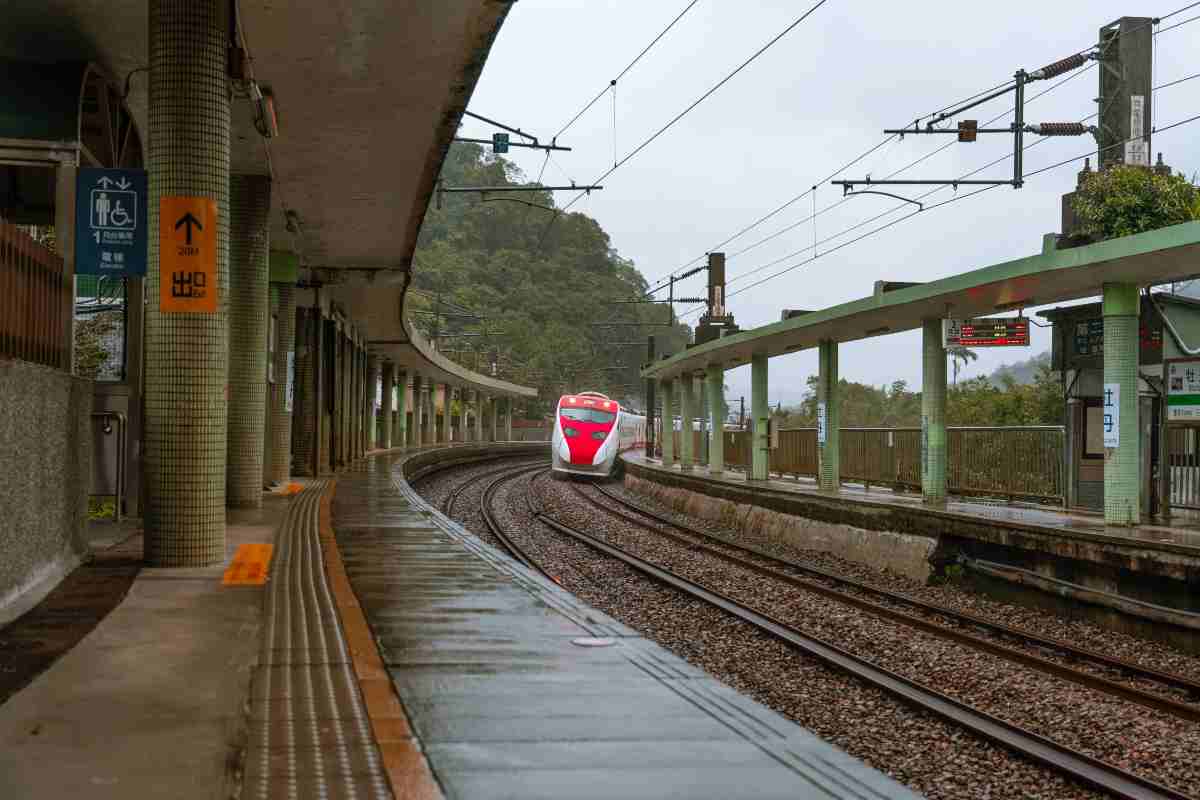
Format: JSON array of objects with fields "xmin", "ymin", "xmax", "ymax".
[
  {"xmin": 96, "ymin": 176, "xmax": 115, "ymax": 188},
  {"xmin": 116, "ymin": 178, "xmax": 131, "ymax": 190}
]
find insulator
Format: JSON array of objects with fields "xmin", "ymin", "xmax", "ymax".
[
  {"xmin": 1032, "ymin": 52, "xmax": 1090, "ymax": 80},
  {"xmin": 677, "ymin": 265, "xmax": 705, "ymax": 280},
  {"xmin": 1031, "ymin": 122, "xmax": 1089, "ymax": 137}
]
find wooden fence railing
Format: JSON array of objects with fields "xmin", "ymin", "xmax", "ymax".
[
  {"xmin": 669, "ymin": 425, "xmax": 1065, "ymax": 504},
  {"xmin": 0, "ymin": 218, "xmax": 69, "ymax": 369}
]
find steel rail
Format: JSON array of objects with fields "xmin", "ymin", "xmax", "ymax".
[
  {"xmin": 479, "ymin": 464, "xmax": 553, "ymax": 578},
  {"xmin": 533, "ymin": 507, "xmax": 1192, "ymax": 800},
  {"xmin": 440, "ymin": 457, "xmax": 545, "ymax": 515},
  {"xmin": 588, "ymin": 482, "xmax": 1200, "ymax": 707},
  {"xmin": 573, "ymin": 483, "xmax": 1200, "ymax": 722}
]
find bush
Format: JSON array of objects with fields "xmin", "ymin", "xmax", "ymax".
[{"xmin": 1071, "ymin": 165, "xmax": 1200, "ymax": 241}]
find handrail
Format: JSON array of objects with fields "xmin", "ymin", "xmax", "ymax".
[{"xmin": 91, "ymin": 411, "xmax": 127, "ymax": 522}]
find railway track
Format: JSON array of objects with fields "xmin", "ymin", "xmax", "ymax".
[
  {"xmin": 474, "ymin": 473, "xmax": 1193, "ymax": 800},
  {"xmin": 477, "ymin": 463, "xmax": 552, "ymax": 578},
  {"xmin": 439, "ymin": 457, "xmax": 545, "ymax": 515},
  {"xmin": 575, "ymin": 482, "xmax": 1200, "ymax": 720}
]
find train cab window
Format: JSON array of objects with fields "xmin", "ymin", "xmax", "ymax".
[{"xmin": 561, "ymin": 407, "xmax": 616, "ymax": 424}]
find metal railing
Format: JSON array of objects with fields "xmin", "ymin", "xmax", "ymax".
[
  {"xmin": 672, "ymin": 425, "xmax": 1065, "ymax": 504},
  {"xmin": 0, "ymin": 218, "xmax": 69, "ymax": 370},
  {"xmin": 1168, "ymin": 426, "xmax": 1200, "ymax": 510}
]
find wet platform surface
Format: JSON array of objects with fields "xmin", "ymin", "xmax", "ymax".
[
  {"xmin": 333, "ymin": 451, "xmax": 918, "ymax": 800},
  {"xmin": 625, "ymin": 452, "xmax": 1200, "ymax": 554}
]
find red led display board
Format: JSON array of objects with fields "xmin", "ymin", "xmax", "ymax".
[{"xmin": 942, "ymin": 317, "xmax": 1030, "ymax": 348}]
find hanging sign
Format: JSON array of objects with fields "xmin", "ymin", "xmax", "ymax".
[
  {"xmin": 817, "ymin": 401, "xmax": 827, "ymax": 445},
  {"xmin": 942, "ymin": 317, "xmax": 1029, "ymax": 347},
  {"xmin": 160, "ymin": 196, "xmax": 217, "ymax": 313},
  {"xmin": 1103, "ymin": 383, "xmax": 1120, "ymax": 448},
  {"xmin": 1167, "ymin": 359, "xmax": 1200, "ymax": 421},
  {"xmin": 75, "ymin": 167, "xmax": 147, "ymax": 276}
]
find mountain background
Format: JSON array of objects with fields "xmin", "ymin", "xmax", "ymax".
[{"xmin": 411, "ymin": 144, "xmax": 690, "ymax": 416}]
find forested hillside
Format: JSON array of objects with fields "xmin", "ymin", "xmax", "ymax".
[
  {"xmin": 779, "ymin": 351, "xmax": 1062, "ymax": 428},
  {"xmin": 411, "ymin": 144, "xmax": 689, "ymax": 416}
]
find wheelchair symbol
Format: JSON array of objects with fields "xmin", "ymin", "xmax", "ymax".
[{"xmin": 91, "ymin": 189, "xmax": 137, "ymax": 231}]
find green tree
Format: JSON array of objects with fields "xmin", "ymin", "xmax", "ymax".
[{"xmin": 1071, "ymin": 165, "xmax": 1199, "ymax": 241}]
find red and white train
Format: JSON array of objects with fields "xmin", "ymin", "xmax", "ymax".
[{"xmin": 551, "ymin": 392, "xmax": 646, "ymax": 477}]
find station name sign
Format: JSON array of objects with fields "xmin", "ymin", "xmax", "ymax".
[{"xmin": 942, "ymin": 317, "xmax": 1030, "ymax": 348}]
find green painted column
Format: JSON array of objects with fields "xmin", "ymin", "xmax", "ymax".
[
  {"xmin": 1103, "ymin": 282, "xmax": 1141, "ymax": 525},
  {"xmin": 411, "ymin": 373, "xmax": 424, "ymax": 447},
  {"xmin": 379, "ymin": 361, "xmax": 394, "ymax": 449},
  {"xmin": 489, "ymin": 395, "xmax": 498, "ymax": 442},
  {"xmin": 396, "ymin": 369, "xmax": 408, "ymax": 451},
  {"xmin": 707, "ymin": 365, "xmax": 724, "ymax": 475},
  {"xmin": 660, "ymin": 378, "xmax": 675, "ymax": 467},
  {"xmin": 679, "ymin": 374, "xmax": 695, "ymax": 472},
  {"xmin": 144, "ymin": 0, "xmax": 231, "ymax": 565},
  {"xmin": 751, "ymin": 353, "xmax": 769, "ymax": 481},
  {"xmin": 504, "ymin": 396, "xmax": 514, "ymax": 441},
  {"xmin": 921, "ymin": 319, "xmax": 948, "ymax": 504},
  {"xmin": 226, "ymin": 175, "xmax": 271, "ymax": 508},
  {"xmin": 817, "ymin": 339, "xmax": 841, "ymax": 492},
  {"xmin": 657, "ymin": 381, "xmax": 676, "ymax": 470}
]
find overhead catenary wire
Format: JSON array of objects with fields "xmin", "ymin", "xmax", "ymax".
[
  {"xmin": 552, "ymin": 0, "xmax": 832, "ymax": 228},
  {"xmin": 647, "ymin": 3, "xmax": 1200, "ymax": 292},
  {"xmin": 552, "ymin": 0, "xmax": 703, "ymax": 142},
  {"xmin": 676, "ymin": 106, "xmax": 1200, "ymax": 318}
]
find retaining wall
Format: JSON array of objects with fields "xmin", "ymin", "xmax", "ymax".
[{"xmin": 0, "ymin": 360, "xmax": 91, "ymax": 624}]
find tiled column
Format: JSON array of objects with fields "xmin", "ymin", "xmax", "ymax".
[
  {"xmin": 751, "ymin": 353, "xmax": 769, "ymax": 481},
  {"xmin": 490, "ymin": 395, "xmax": 498, "ymax": 442},
  {"xmin": 474, "ymin": 390, "xmax": 484, "ymax": 442},
  {"xmin": 817, "ymin": 339, "xmax": 840, "ymax": 493},
  {"xmin": 379, "ymin": 361, "xmax": 394, "ymax": 449},
  {"xmin": 921, "ymin": 319, "xmax": 947, "ymax": 504},
  {"xmin": 267, "ymin": 281, "xmax": 295, "ymax": 484},
  {"xmin": 412, "ymin": 373, "xmax": 424, "ymax": 447},
  {"xmin": 504, "ymin": 397, "xmax": 514, "ymax": 441},
  {"xmin": 395, "ymin": 369, "xmax": 408, "ymax": 450},
  {"xmin": 144, "ymin": 0, "xmax": 231, "ymax": 564},
  {"xmin": 365, "ymin": 355, "xmax": 378, "ymax": 452},
  {"xmin": 660, "ymin": 378, "xmax": 675, "ymax": 467},
  {"xmin": 1103, "ymin": 283, "xmax": 1140, "ymax": 525},
  {"xmin": 226, "ymin": 174, "xmax": 271, "ymax": 508},
  {"xmin": 707, "ymin": 364, "xmax": 724, "ymax": 475}
]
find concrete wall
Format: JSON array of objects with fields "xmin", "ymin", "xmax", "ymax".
[{"xmin": 0, "ymin": 360, "xmax": 92, "ymax": 623}]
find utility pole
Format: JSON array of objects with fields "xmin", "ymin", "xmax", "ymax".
[
  {"xmin": 1097, "ymin": 17, "xmax": 1154, "ymax": 168},
  {"xmin": 645, "ymin": 335, "xmax": 656, "ymax": 458}
]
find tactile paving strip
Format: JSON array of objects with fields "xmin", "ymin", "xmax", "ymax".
[{"xmin": 244, "ymin": 481, "xmax": 392, "ymax": 800}]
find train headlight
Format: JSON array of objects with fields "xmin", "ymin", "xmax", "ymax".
[
  {"xmin": 564, "ymin": 427, "xmax": 579, "ymax": 437},
  {"xmin": 591, "ymin": 430, "xmax": 607, "ymax": 441}
]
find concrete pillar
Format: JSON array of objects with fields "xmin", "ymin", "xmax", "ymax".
[
  {"xmin": 489, "ymin": 395, "xmax": 498, "ymax": 442},
  {"xmin": 921, "ymin": 319, "xmax": 947, "ymax": 504},
  {"xmin": 751, "ymin": 353, "xmax": 769, "ymax": 481},
  {"xmin": 365, "ymin": 355, "xmax": 378, "ymax": 452},
  {"xmin": 379, "ymin": 361, "xmax": 394, "ymax": 449},
  {"xmin": 707, "ymin": 365, "xmax": 724, "ymax": 475},
  {"xmin": 504, "ymin": 397, "xmax": 514, "ymax": 441},
  {"xmin": 226, "ymin": 175, "xmax": 271, "ymax": 507},
  {"xmin": 1103, "ymin": 282, "xmax": 1141, "ymax": 525},
  {"xmin": 144, "ymin": 0, "xmax": 231, "ymax": 565},
  {"xmin": 436, "ymin": 384, "xmax": 448, "ymax": 443},
  {"xmin": 473, "ymin": 390, "xmax": 483, "ymax": 442},
  {"xmin": 660, "ymin": 378, "xmax": 675, "ymax": 467},
  {"xmin": 292, "ymin": 307, "xmax": 315, "ymax": 476},
  {"xmin": 817, "ymin": 340, "xmax": 841, "ymax": 492},
  {"xmin": 679, "ymin": 374, "xmax": 695, "ymax": 472}
]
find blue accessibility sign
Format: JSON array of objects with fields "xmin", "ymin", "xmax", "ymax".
[{"xmin": 75, "ymin": 167, "xmax": 147, "ymax": 276}]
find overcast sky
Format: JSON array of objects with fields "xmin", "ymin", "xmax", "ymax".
[{"xmin": 462, "ymin": 1, "xmax": 1200, "ymax": 407}]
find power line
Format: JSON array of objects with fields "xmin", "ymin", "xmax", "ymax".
[
  {"xmin": 647, "ymin": 3, "xmax": 1200, "ymax": 290},
  {"xmin": 553, "ymin": 0, "xmax": 703, "ymax": 142},
  {"xmin": 678, "ymin": 106, "xmax": 1200, "ymax": 317},
  {"xmin": 554, "ymin": 0, "xmax": 833, "ymax": 225}
]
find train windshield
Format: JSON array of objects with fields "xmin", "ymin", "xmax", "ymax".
[{"xmin": 560, "ymin": 407, "xmax": 616, "ymax": 425}]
